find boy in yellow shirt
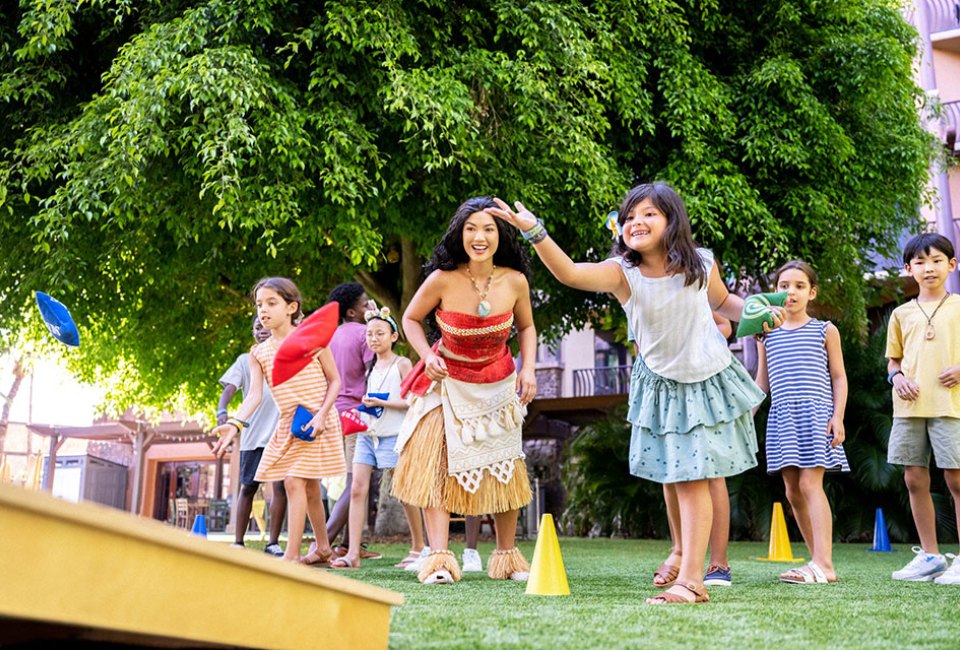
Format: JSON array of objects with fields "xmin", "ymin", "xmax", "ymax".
[{"xmin": 886, "ymin": 233, "xmax": 960, "ymax": 584}]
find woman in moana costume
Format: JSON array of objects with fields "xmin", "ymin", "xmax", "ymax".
[{"xmin": 391, "ymin": 196, "xmax": 538, "ymax": 585}]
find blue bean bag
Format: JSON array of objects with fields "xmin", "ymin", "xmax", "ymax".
[{"xmin": 35, "ymin": 291, "xmax": 80, "ymax": 347}]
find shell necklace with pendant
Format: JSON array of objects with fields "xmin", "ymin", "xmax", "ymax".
[
  {"xmin": 466, "ymin": 265, "xmax": 496, "ymax": 317},
  {"xmin": 915, "ymin": 293, "xmax": 950, "ymax": 340}
]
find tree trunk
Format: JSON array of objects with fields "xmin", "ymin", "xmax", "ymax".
[
  {"xmin": 356, "ymin": 270, "xmax": 400, "ymax": 318},
  {"xmin": 0, "ymin": 356, "xmax": 26, "ymax": 455},
  {"xmin": 399, "ymin": 236, "xmax": 421, "ymax": 314}
]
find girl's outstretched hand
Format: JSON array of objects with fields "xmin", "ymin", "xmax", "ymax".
[{"xmin": 486, "ymin": 198, "xmax": 539, "ymax": 233}]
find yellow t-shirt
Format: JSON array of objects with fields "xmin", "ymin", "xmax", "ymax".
[{"xmin": 885, "ymin": 294, "xmax": 960, "ymax": 418}]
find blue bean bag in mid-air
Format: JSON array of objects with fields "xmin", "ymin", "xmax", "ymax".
[{"xmin": 34, "ymin": 291, "xmax": 80, "ymax": 347}]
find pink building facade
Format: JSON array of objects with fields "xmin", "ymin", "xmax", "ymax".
[{"xmin": 910, "ymin": 1, "xmax": 960, "ymax": 292}]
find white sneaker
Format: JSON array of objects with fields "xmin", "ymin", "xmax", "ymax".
[
  {"xmin": 892, "ymin": 546, "xmax": 948, "ymax": 581},
  {"xmin": 405, "ymin": 546, "xmax": 431, "ymax": 572},
  {"xmin": 934, "ymin": 554, "xmax": 960, "ymax": 585},
  {"xmin": 462, "ymin": 548, "xmax": 483, "ymax": 572}
]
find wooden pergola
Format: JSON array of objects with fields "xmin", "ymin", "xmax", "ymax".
[{"xmin": 26, "ymin": 418, "xmax": 219, "ymax": 514}]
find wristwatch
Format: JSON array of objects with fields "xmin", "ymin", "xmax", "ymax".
[{"xmin": 887, "ymin": 369, "xmax": 903, "ymax": 385}]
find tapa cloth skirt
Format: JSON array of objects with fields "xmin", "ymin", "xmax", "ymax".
[{"xmin": 391, "ymin": 406, "xmax": 531, "ymax": 515}]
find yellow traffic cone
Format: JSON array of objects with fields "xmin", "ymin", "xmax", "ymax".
[
  {"xmin": 756, "ymin": 502, "xmax": 804, "ymax": 562},
  {"xmin": 525, "ymin": 514, "xmax": 570, "ymax": 596}
]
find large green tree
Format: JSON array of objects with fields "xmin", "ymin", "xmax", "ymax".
[{"xmin": 0, "ymin": 0, "xmax": 934, "ymax": 414}]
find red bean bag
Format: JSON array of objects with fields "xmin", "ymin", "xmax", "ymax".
[
  {"xmin": 339, "ymin": 408, "xmax": 368, "ymax": 435},
  {"xmin": 272, "ymin": 302, "xmax": 339, "ymax": 387}
]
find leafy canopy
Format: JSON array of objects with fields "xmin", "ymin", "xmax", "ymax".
[{"xmin": 0, "ymin": 0, "xmax": 934, "ymax": 414}]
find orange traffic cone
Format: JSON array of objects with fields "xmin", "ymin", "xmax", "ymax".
[
  {"xmin": 525, "ymin": 514, "xmax": 570, "ymax": 596},
  {"xmin": 756, "ymin": 502, "xmax": 804, "ymax": 562}
]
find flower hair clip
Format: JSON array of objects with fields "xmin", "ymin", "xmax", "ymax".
[
  {"xmin": 364, "ymin": 306, "xmax": 399, "ymax": 333},
  {"xmin": 605, "ymin": 211, "xmax": 621, "ymax": 239}
]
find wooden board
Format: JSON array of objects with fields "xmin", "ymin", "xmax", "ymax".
[{"xmin": 0, "ymin": 484, "xmax": 402, "ymax": 649}]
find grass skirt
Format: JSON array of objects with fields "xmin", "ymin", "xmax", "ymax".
[
  {"xmin": 391, "ymin": 406, "xmax": 531, "ymax": 515},
  {"xmin": 487, "ymin": 547, "xmax": 530, "ymax": 580}
]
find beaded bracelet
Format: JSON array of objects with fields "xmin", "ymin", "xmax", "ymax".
[
  {"xmin": 528, "ymin": 227, "xmax": 548, "ymax": 244},
  {"xmin": 520, "ymin": 219, "xmax": 547, "ymax": 244}
]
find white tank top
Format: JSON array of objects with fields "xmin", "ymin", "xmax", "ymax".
[
  {"xmin": 366, "ymin": 358, "xmax": 406, "ymax": 436},
  {"xmin": 616, "ymin": 248, "xmax": 731, "ymax": 383}
]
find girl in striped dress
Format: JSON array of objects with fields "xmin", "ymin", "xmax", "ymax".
[
  {"xmin": 755, "ymin": 260, "xmax": 849, "ymax": 584},
  {"xmin": 213, "ymin": 277, "xmax": 347, "ymax": 564}
]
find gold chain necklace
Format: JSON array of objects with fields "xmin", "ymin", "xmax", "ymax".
[
  {"xmin": 466, "ymin": 265, "xmax": 496, "ymax": 317},
  {"xmin": 915, "ymin": 293, "xmax": 950, "ymax": 340}
]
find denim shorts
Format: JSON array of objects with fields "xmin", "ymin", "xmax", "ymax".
[
  {"xmin": 353, "ymin": 434, "xmax": 399, "ymax": 469},
  {"xmin": 887, "ymin": 417, "xmax": 960, "ymax": 469}
]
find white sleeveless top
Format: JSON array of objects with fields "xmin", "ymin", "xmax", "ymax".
[
  {"xmin": 366, "ymin": 358, "xmax": 406, "ymax": 436},
  {"xmin": 615, "ymin": 248, "xmax": 731, "ymax": 383}
]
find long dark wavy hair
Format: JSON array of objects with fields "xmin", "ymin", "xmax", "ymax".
[
  {"xmin": 610, "ymin": 181, "xmax": 706, "ymax": 288},
  {"xmin": 423, "ymin": 196, "xmax": 532, "ymax": 281}
]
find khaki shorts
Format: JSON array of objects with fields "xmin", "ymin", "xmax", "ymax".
[
  {"xmin": 887, "ymin": 417, "xmax": 960, "ymax": 469},
  {"xmin": 343, "ymin": 432, "xmax": 358, "ymax": 468}
]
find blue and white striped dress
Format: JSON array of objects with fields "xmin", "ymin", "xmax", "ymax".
[{"xmin": 763, "ymin": 319, "xmax": 849, "ymax": 473}]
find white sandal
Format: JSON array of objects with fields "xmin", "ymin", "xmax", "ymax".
[
  {"xmin": 395, "ymin": 550, "xmax": 421, "ymax": 569},
  {"xmin": 780, "ymin": 561, "xmax": 835, "ymax": 584}
]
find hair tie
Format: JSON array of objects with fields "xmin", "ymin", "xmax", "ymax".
[{"xmin": 364, "ymin": 306, "xmax": 399, "ymax": 333}]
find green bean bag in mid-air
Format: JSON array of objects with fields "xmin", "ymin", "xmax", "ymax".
[{"xmin": 735, "ymin": 291, "xmax": 787, "ymax": 338}]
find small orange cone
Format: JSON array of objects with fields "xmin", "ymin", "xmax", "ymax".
[
  {"xmin": 756, "ymin": 502, "xmax": 804, "ymax": 562},
  {"xmin": 525, "ymin": 514, "xmax": 570, "ymax": 596}
]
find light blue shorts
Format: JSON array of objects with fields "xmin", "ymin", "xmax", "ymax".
[{"xmin": 353, "ymin": 433, "xmax": 400, "ymax": 469}]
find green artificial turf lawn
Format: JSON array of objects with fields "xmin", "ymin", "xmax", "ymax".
[{"xmin": 284, "ymin": 538, "xmax": 960, "ymax": 649}]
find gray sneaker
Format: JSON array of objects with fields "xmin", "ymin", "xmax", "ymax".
[
  {"xmin": 462, "ymin": 548, "xmax": 483, "ymax": 572},
  {"xmin": 263, "ymin": 542, "xmax": 284, "ymax": 557},
  {"xmin": 892, "ymin": 546, "xmax": 947, "ymax": 581}
]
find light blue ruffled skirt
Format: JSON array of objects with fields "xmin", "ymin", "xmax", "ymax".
[{"xmin": 627, "ymin": 356, "xmax": 765, "ymax": 483}]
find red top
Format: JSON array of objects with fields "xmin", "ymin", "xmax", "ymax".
[{"xmin": 401, "ymin": 309, "xmax": 516, "ymax": 398}]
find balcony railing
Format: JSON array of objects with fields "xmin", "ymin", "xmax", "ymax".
[
  {"xmin": 906, "ymin": 1, "xmax": 960, "ymax": 34},
  {"xmin": 573, "ymin": 365, "xmax": 632, "ymax": 397},
  {"xmin": 942, "ymin": 100, "xmax": 960, "ymax": 156},
  {"xmin": 925, "ymin": 0, "xmax": 960, "ymax": 34}
]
